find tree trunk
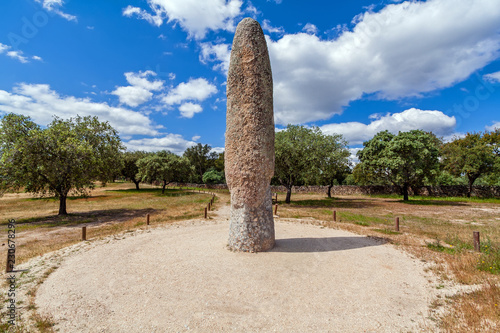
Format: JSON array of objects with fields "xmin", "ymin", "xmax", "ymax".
[
  {"xmin": 467, "ymin": 177, "xmax": 474, "ymax": 198},
  {"xmin": 327, "ymin": 184, "xmax": 333, "ymax": 198},
  {"xmin": 58, "ymin": 194, "xmax": 68, "ymax": 215},
  {"xmin": 285, "ymin": 185, "xmax": 292, "ymax": 204},
  {"xmin": 162, "ymin": 180, "xmax": 167, "ymax": 194},
  {"xmin": 133, "ymin": 180, "xmax": 140, "ymax": 190},
  {"xmin": 403, "ymin": 183, "xmax": 409, "ymax": 201}
]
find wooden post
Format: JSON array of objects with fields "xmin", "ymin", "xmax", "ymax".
[
  {"xmin": 274, "ymin": 204, "xmax": 278, "ymax": 215},
  {"xmin": 208, "ymin": 202, "xmax": 211, "ymax": 211},
  {"xmin": 82, "ymin": 226, "xmax": 87, "ymax": 241},
  {"xmin": 473, "ymin": 231, "xmax": 481, "ymax": 252},
  {"xmin": 204, "ymin": 207, "xmax": 208, "ymax": 219},
  {"xmin": 146, "ymin": 214, "xmax": 150, "ymax": 226},
  {"xmin": 395, "ymin": 217, "xmax": 400, "ymax": 232},
  {"xmin": 333, "ymin": 210, "xmax": 337, "ymax": 222},
  {"xmin": 275, "ymin": 193, "xmax": 278, "ymax": 203}
]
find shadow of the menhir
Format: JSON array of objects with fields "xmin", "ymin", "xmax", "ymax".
[{"xmin": 271, "ymin": 236, "xmax": 385, "ymax": 253}]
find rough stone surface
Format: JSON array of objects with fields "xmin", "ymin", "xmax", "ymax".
[{"xmin": 225, "ymin": 18, "xmax": 275, "ymax": 252}]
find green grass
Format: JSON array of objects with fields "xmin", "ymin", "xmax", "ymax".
[
  {"xmin": 373, "ymin": 228, "xmax": 400, "ymax": 235},
  {"xmin": 369, "ymin": 194, "xmax": 500, "ymax": 204},
  {"xmin": 477, "ymin": 238, "xmax": 500, "ymax": 275}
]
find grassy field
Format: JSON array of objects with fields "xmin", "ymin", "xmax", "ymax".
[
  {"xmin": 1, "ymin": 183, "xmax": 499, "ymax": 332},
  {"xmin": 0, "ymin": 182, "xmax": 220, "ymax": 270}
]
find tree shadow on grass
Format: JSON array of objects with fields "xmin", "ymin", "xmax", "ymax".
[
  {"xmin": 11, "ymin": 208, "xmax": 159, "ymax": 229},
  {"xmin": 107, "ymin": 188, "xmax": 199, "ymax": 197},
  {"xmin": 271, "ymin": 236, "xmax": 385, "ymax": 253},
  {"xmin": 394, "ymin": 199, "xmax": 467, "ymax": 206},
  {"xmin": 288, "ymin": 197, "xmax": 378, "ymax": 209}
]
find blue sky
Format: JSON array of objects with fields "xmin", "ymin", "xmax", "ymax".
[{"xmin": 1, "ymin": 0, "xmax": 500, "ymax": 161}]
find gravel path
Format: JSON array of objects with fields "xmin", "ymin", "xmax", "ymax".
[{"xmin": 34, "ymin": 205, "xmax": 441, "ymax": 332}]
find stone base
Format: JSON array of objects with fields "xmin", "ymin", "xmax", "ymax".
[{"xmin": 228, "ymin": 187, "xmax": 275, "ymax": 252}]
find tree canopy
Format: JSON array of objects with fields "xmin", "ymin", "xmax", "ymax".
[
  {"xmin": 274, "ymin": 125, "xmax": 350, "ymax": 203},
  {"xmin": 137, "ymin": 150, "xmax": 193, "ymax": 193},
  {"xmin": 357, "ymin": 130, "xmax": 441, "ymax": 200},
  {"xmin": 0, "ymin": 113, "xmax": 124, "ymax": 215},
  {"xmin": 183, "ymin": 143, "xmax": 218, "ymax": 183},
  {"xmin": 121, "ymin": 150, "xmax": 149, "ymax": 190},
  {"xmin": 441, "ymin": 131, "xmax": 497, "ymax": 197}
]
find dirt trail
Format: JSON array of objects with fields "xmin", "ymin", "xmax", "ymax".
[{"xmin": 32, "ymin": 201, "xmax": 447, "ymax": 332}]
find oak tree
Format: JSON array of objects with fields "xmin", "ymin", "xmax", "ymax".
[{"xmin": 0, "ymin": 113, "xmax": 124, "ymax": 215}]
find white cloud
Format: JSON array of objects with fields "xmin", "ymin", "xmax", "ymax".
[
  {"xmin": 211, "ymin": 146, "xmax": 225, "ymax": 154},
  {"xmin": 191, "ymin": 135, "xmax": 201, "ymax": 141},
  {"xmin": 320, "ymin": 108, "xmax": 456, "ymax": 145},
  {"xmin": 0, "ymin": 43, "xmax": 9, "ymax": 53},
  {"xmin": 6, "ymin": 51, "xmax": 28, "ymax": 63},
  {"xmin": 179, "ymin": 102, "xmax": 203, "ymax": 118},
  {"xmin": 0, "ymin": 83, "xmax": 159, "ymax": 136},
  {"xmin": 302, "ymin": 23, "xmax": 318, "ymax": 34},
  {"xmin": 111, "ymin": 71, "xmax": 164, "ymax": 107},
  {"xmin": 246, "ymin": 2, "xmax": 259, "ymax": 15},
  {"xmin": 349, "ymin": 148, "xmax": 362, "ymax": 164},
  {"xmin": 0, "ymin": 43, "xmax": 42, "ymax": 64},
  {"xmin": 112, "ymin": 86, "xmax": 153, "ymax": 108},
  {"xmin": 125, "ymin": 134, "xmax": 197, "ymax": 155},
  {"xmin": 199, "ymin": 42, "xmax": 231, "ymax": 73},
  {"xmin": 484, "ymin": 71, "xmax": 500, "ymax": 83},
  {"xmin": 163, "ymin": 78, "xmax": 217, "ymax": 105},
  {"xmin": 258, "ymin": 0, "xmax": 500, "ymax": 124},
  {"xmin": 262, "ymin": 19, "xmax": 284, "ymax": 34},
  {"xmin": 486, "ymin": 121, "xmax": 500, "ymax": 131},
  {"xmin": 124, "ymin": 71, "xmax": 164, "ymax": 91},
  {"xmin": 36, "ymin": 0, "xmax": 77, "ymax": 22},
  {"xmin": 123, "ymin": 0, "xmax": 243, "ymax": 39}
]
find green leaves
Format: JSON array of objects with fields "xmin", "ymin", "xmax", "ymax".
[
  {"xmin": 441, "ymin": 131, "xmax": 497, "ymax": 195},
  {"xmin": 357, "ymin": 130, "xmax": 441, "ymax": 200},
  {"xmin": 274, "ymin": 125, "xmax": 351, "ymax": 201},
  {"xmin": 136, "ymin": 151, "xmax": 194, "ymax": 190},
  {"xmin": 0, "ymin": 113, "xmax": 124, "ymax": 214}
]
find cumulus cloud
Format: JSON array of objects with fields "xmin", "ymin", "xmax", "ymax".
[
  {"xmin": 35, "ymin": 0, "xmax": 77, "ymax": 22},
  {"xmin": 484, "ymin": 71, "xmax": 500, "ymax": 83},
  {"xmin": 112, "ymin": 86, "xmax": 153, "ymax": 108},
  {"xmin": 302, "ymin": 23, "xmax": 318, "ymax": 34},
  {"xmin": 111, "ymin": 71, "xmax": 164, "ymax": 107},
  {"xmin": 349, "ymin": 148, "xmax": 362, "ymax": 164},
  {"xmin": 124, "ymin": 134, "xmax": 197, "ymax": 155},
  {"xmin": 123, "ymin": 0, "xmax": 243, "ymax": 39},
  {"xmin": 486, "ymin": 121, "xmax": 500, "ymax": 131},
  {"xmin": 262, "ymin": 19, "xmax": 284, "ymax": 34},
  {"xmin": 204, "ymin": 0, "xmax": 500, "ymax": 125},
  {"xmin": 179, "ymin": 102, "xmax": 203, "ymax": 118},
  {"xmin": 163, "ymin": 78, "xmax": 217, "ymax": 105},
  {"xmin": 199, "ymin": 42, "xmax": 231, "ymax": 73},
  {"xmin": 320, "ymin": 108, "xmax": 457, "ymax": 145},
  {"xmin": 0, "ymin": 83, "xmax": 159, "ymax": 136}
]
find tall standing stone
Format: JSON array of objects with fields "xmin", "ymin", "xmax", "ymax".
[{"xmin": 225, "ymin": 18, "xmax": 275, "ymax": 252}]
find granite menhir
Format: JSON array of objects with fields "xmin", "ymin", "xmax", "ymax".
[{"xmin": 225, "ymin": 18, "xmax": 275, "ymax": 252}]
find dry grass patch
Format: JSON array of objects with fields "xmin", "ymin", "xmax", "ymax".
[
  {"xmin": 0, "ymin": 182, "xmax": 221, "ymax": 270},
  {"xmin": 275, "ymin": 191, "xmax": 500, "ymax": 330}
]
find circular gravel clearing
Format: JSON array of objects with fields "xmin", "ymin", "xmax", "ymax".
[{"xmin": 36, "ymin": 220, "xmax": 436, "ymax": 332}]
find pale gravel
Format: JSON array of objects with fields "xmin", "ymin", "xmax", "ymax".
[{"xmin": 33, "ymin": 207, "xmax": 446, "ymax": 333}]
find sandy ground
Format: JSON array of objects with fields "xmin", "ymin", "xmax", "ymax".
[{"xmin": 33, "ymin": 204, "xmax": 445, "ymax": 332}]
